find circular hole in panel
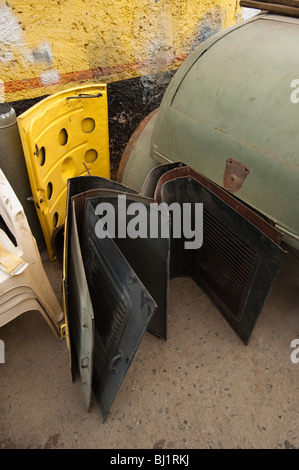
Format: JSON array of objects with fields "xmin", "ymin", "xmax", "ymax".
[
  {"xmin": 58, "ymin": 128, "xmax": 68, "ymax": 146},
  {"xmin": 39, "ymin": 146, "xmax": 46, "ymax": 166},
  {"xmin": 53, "ymin": 212, "xmax": 59, "ymax": 228},
  {"xmin": 81, "ymin": 118, "xmax": 95, "ymax": 133},
  {"xmin": 47, "ymin": 182, "xmax": 53, "ymax": 200},
  {"xmin": 84, "ymin": 149, "xmax": 98, "ymax": 164}
]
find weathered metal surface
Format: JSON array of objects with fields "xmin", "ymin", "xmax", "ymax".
[
  {"xmin": 63, "ymin": 176, "xmax": 170, "ymax": 418},
  {"xmin": 81, "ymin": 200, "xmax": 157, "ymax": 420},
  {"xmin": 17, "ymin": 84, "xmax": 110, "ymax": 260},
  {"xmin": 155, "ymin": 167, "xmax": 287, "ymax": 344},
  {"xmin": 223, "ymin": 158, "xmax": 251, "ymax": 194},
  {"xmin": 119, "ymin": 13, "xmax": 299, "ymax": 249},
  {"xmin": 68, "ymin": 202, "xmax": 94, "ymax": 410},
  {"xmin": 154, "ymin": 166, "xmax": 283, "ymax": 245},
  {"xmin": 54, "ymin": 176, "xmax": 138, "ymax": 260},
  {"xmin": 117, "ymin": 109, "xmax": 160, "ymax": 192},
  {"xmin": 141, "ymin": 161, "xmax": 186, "ymax": 198},
  {"xmin": 63, "ymin": 176, "xmax": 139, "ymax": 372},
  {"xmin": 117, "ymin": 108, "xmax": 159, "ymax": 184},
  {"xmin": 83, "ymin": 191, "xmax": 170, "ymax": 340}
]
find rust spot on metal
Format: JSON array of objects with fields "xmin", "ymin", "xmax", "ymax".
[
  {"xmin": 223, "ymin": 158, "xmax": 251, "ymax": 194},
  {"xmin": 117, "ymin": 108, "xmax": 159, "ymax": 183}
]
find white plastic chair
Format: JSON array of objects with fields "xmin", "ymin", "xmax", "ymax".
[{"xmin": 0, "ymin": 169, "xmax": 63, "ymax": 339}]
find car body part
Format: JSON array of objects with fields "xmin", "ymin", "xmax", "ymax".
[
  {"xmin": 141, "ymin": 161, "xmax": 187, "ymax": 198},
  {"xmin": 80, "ymin": 199, "xmax": 157, "ymax": 420},
  {"xmin": 118, "ymin": 12, "xmax": 299, "ymax": 251},
  {"xmin": 117, "ymin": 109, "xmax": 160, "ymax": 192},
  {"xmin": 17, "ymin": 84, "xmax": 110, "ymax": 261},
  {"xmin": 62, "ymin": 175, "xmax": 139, "ymax": 356},
  {"xmin": 67, "ymin": 201, "xmax": 95, "ymax": 410},
  {"xmin": 223, "ymin": 158, "xmax": 251, "ymax": 194},
  {"xmin": 63, "ymin": 176, "xmax": 170, "ymax": 419},
  {"xmin": 0, "ymin": 169, "xmax": 63, "ymax": 339},
  {"xmin": 64, "ymin": 164, "xmax": 286, "ymax": 416},
  {"xmin": 83, "ymin": 191, "xmax": 170, "ymax": 340},
  {"xmin": 54, "ymin": 176, "xmax": 137, "ymax": 262},
  {"xmin": 152, "ymin": 165, "xmax": 287, "ymax": 345}
]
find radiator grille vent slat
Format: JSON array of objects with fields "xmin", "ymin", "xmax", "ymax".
[
  {"xmin": 84, "ymin": 236, "xmax": 129, "ymax": 383},
  {"xmin": 199, "ymin": 210, "xmax": 257, "ymax": 318}
]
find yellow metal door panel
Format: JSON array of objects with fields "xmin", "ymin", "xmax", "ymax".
[{"xmin": 17, "ymin": 84, "xmax": 110, "ymax": 261}]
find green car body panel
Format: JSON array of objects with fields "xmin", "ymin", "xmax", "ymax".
[{"xmin": 119, "ymin": 13, "xmax": 299, "ymax": 250}]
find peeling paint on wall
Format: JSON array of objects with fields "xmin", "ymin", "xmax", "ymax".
[
  {"xmin": 0, "ymin": 5, "xmax": 23, "ymax": 46},
  {"xmin": 0, "ymin": 0, "xmax": 240, "ymax": 102},
  {"xmin": 0, "ymin": 4, "xmax": 25, "ymax": 62},
  {"xmin": 32, "ymin": 42, "xmax": 53, "ymax": 65},
  {"xmin": 190, "ymin": 8, "xmax": 225, "ymax": 52},
  {"xmin": 40, "ymin": 70, "xmax": 60, "ymax": 86},
  {"xmin": 2, "ymin": 0, "xmax": 240, "ymax": 173}
]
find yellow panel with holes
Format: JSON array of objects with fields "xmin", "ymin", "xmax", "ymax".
[{"xmin": 17, "ymin": 84, "xmax": 110, "ymax": 261}]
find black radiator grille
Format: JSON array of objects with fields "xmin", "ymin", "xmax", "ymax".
[
  {"xmin": 198, "ymin": 209, "xmax": 258, "ymax": 318},
  {"xmin": 84, "ymin": 236, "xmax": 129, "ymax": 383}
]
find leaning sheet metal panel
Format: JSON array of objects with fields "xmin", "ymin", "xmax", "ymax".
[
  {"xmin": 86, "ymin": 192, "xmax": 170, "ymax": 340},
  {"xmin": 63, "ymin": 176, "xmax": 138, "ymax": 371},
  {"xmin": 68, "ymin": 203, "xmax": 94, "ymax": 410},
  {"xmin": 141, "ymin": 161, "xmax": 186, "ymax": 198},
  {"xmin": 17, "ymin": 84, "xmax": 110, "ymax": 261},
  {"xmin": 154, "ymin": 166, "xmax": 287, "ymax": 345},
  {"xmin": 81, "ymin": 200, "xmax": 157, "ymax": 420}
]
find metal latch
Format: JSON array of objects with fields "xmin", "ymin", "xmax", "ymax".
[
  {"xmin": 223, "ymin": 157, "xmax": 251, "ymax": 193},
  {"xmin": 66, "ymin": 93, "xmax": 103, "ymax": 100}
]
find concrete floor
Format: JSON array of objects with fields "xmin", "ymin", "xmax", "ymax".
[{"xmin": 0, "ymin": 246, "xmax": 299, "ymax": 450}]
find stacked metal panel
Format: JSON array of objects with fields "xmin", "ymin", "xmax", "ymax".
[
  {"xmin": 64, "ymin": 164, "xmax": 286, "ymax": 420},
  {"xmin": 63, "ymin": 176, "xmax": 170, "ymax": 420}
]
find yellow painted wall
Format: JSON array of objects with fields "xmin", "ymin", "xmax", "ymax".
[{"xmin": 0, "ymin": 0, "xmax": 241, "ymax": 102}]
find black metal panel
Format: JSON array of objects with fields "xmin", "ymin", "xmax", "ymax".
[
  {"xmin": 63, "ymin": 177, "xmax": 139, "ymax": 375},
  {"xmin": 64, "ymin": 178, "xmax": 170, "ymax": 419},
  {"xmin": 54, "ymin": 176, "xmax": 138, "ymax": 260},
  {"xmin": 80, "ymin": 201, "xmax": 157, "ymax": 420},
  {"xmin": 158, "ymin": 175, "xmax": 287, "ymax": 344},
  {"xmin": 86, "ymin": 192, "xmax": 170, "ymax": 340},
  {"xmin": 141, "ymin": 161, "xmax": 186, "ymax": 198},
  {"xmin": 63, "ymin": 167, "xmax": 287, "ymax": 418}
]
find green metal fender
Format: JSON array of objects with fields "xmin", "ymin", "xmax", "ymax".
[
  {"xmin": 118, "ymin": 12, "xmax": 299, "ymax": 250},
  {"xmin": 118, "ymin": 109, "xmax": 159, "ymax": 192}
]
